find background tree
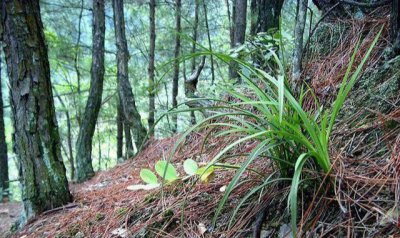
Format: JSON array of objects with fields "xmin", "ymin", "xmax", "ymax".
[
  {"xmin": 229, "ymin": 0, "xmax": 247, "ymax": 82},
  {"xmin": 291, "ymin": 0, "xmax": 308, "ymax": 90},
  {"xmin": 391, "ymin": 0, "xmax": 400, "ymax": 55},
  {"xmin": 0, "ymin": 57, "xmax": 8, "ymax": 201},
  {"xmin": 250, "ymin": 0, "xmax": 285, "ymax": 35},
  {"xmin": 1, "ymin": 0, "xmax": 71, "ymax": 220},
  {"xmin": 113, "ymin": 0, "xmax": 147, "ymax": 149},
  {"xmin": 148, "ymin": 0, "xmax": 156, "ymax": 135},
  {"xmin": 75, "ymin": 0, "xmax": 106, "ymax": 182},
  {"xmin": 172, "ymin": 0, "xmax": 182, "ymax": 133}
]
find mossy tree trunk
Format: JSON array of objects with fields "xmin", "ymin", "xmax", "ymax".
[
  {"xmin": 75, "ymin": 0, "xmax": 105, "ymax": 182},
  {"xmin": 112, "ymin": 0, "xmax": 147, "ymax": 149},
  {"xmin": 0, "ymin": 58, "xmax": 9, "ymax": 201},
  {"xmin": 1, "ymin": 0, "xmax": 71, "ymax": 221}
]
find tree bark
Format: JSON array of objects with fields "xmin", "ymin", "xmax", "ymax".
[
  {"xmin": 172, "ymin": 0, "xmax": 182, "ymax": 133},
  {"xmin": 292, "ymin": 0, "xmax": 308, "ymax": 91},
  {"xmin": 203, "ymin": 0, "xmax": 215, "ymax": 85},
  {"xmin": 229, "ymin": 0, "xmax": 247, "ymax": 83},
  {"xmin": 148, "ymin": 0, "xmax": 156, "ymax": 135},
  {"xmin": 75, "ymin": 0, "xmax": 105, "ymax": 182},
  {"xmin": 391, "ymin": 0, "xmax": 400, "ymax": 55},
  {"xmin": 53, "ymin": 88, "xmax": 75, "ymax": 180},
  {"xmin": 1, "ymin": 0, "xmax": 71, "ymax": 220},
  {"xmin": 0, "ymin": 57, "xmax": 9, "ymax": 201},
  {"xmin": 117, "ymin": 99, "xmax": 123, "ymax": 159},
  {"xmin": 112, "ymin": 0, "xmax": 147, "ymax": 149},
  {"xmin": 250, "ymin": 0, "xmax": 284, "ymax": 35},
  {"xmin": 124, "ymin": 120, "xmax": 134, "ymax": 158},
  {"xmin": 189, "ymin": 0, "xmax": 200, "ymax": 124}
]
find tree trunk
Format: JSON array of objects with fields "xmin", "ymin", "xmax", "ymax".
[
  {"xmin": 229, "ymin": 0, "xmax": 247, "ymax": 83},
  {"xmin": 124, "ymin": 120, "xmax": 134, "ymax": 158},
  {"xmin": 250, "ymin": 0, "xmax": 284, "ymax": 35},
  {"xmin": 391, "ymin": 0, "xmax": 400, "ymax": 55},
  {"xmin": 189, "ymin": 0, "xmax": 200, "ymax": 124},
  {"xmin": 53, "ymin": 88, "xmax": 75, "ymax": 181},
  {"xmin": 172, "ymin": 0, "xmax": 182, "ymax": 133},
  {"xmin": 112, "ymin": 0, "xmax": 147, "ymax": 149},
  {"xmin": 117, "ymin": 99, "xmax": 123, "ymax": 159},
  {"xmin": 291, "ymin": 0, "xmax": 308, "ymax": 91},
  {"xmin": 1, "ymin": 0, "xmax": 71, "ymax": 221},
  {"xmin": 148, "ymin": 0, "xmax": 156, "ymax": 135},
  {"xmin": 75, "ymin": 0, "xmax": 105, "ymax": 182},
  {"xmin": 0, "ymin": 58, "xmax": 9, "ymax": 202},
  {"xmin": 203, "ymin": 0, "xmax": 215, "ymax": 85}
]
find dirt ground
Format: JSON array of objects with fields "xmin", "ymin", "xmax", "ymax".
[{"xmin": 0, "ymin": 202, "xmax": 23, "ymax": 238}]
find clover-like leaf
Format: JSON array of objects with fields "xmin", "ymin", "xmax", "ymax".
[
  {"xmin": 183, "ymin": 159, "xmax": 198, "ymax": 176},
  {"xmin": 155, "ymin": 161, "xmax": 178, "ymax": 182},
  {"xmin": 140, "ymin": 169, "xmax": 158, "ymax": 185}
]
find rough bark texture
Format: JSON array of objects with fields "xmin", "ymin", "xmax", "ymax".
[
  {"xmin": 391, "ymin": 0, "xmax": 400, "ymax": 55},
  {"xmin": 148, "ymin": 0, "xmax": 156, "ymax": 136},
  {"xmin": 117, "ymin": 99, "xmax": 123, "ymax": 159},
  {"xmin": 229, "ymin": 0, "xmax": 247, "ymax": 82},
  {"xmin": 124, "ymin": 120, "xmax": 134, "ymax": 158},
  {"xmin": 172, "ymin": 0, "xmax": 182, "ymax": 133},
  {"xmin": 0, "ymin": 58, "xmax": 9, "ymax": 201},
  {"xmin": 112, "ymin": 0, "xmax": 147, "ymax": 149},
  {"xmin": 292, "ymin": 0, "xmax": 308, "ymax": 90},
  {"xmin": 250, "ymin": 0, "xmax": 284, "ymax": 35},
  {"xmin": 53, "ymin": 88, "xmax": 75, "ymax": 180},
  {"xmin": 75, "ymin": 0, "xmax": 105, "ymax": 182},
  {"xmin": 1, "ymin": 0, "xmax": 71, "ymax": 220}
]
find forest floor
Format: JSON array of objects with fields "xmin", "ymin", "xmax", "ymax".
[{"xmin": 0, "ymin": 202, "xmax": 23, "ymax": 237}]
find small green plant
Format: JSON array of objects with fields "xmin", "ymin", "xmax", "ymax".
[
  {"xmin": 160, "ymin": 28, "xmax": 382, "ymax": 236},
  {"xmin": 128, "ymin": 159, "xmax": 215, "ymax": 191}
]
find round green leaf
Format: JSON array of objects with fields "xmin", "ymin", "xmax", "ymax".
[
  {"xmin": 140, "ymin": 169, "xmax": 158, "ymax": 185},
  {"xmin": 183, "ymin": 159, "xmax": 198, "ymax": 176},
  {"xmin": 155, "ymin": 161, "xmax": 178, "ymax": 182}
]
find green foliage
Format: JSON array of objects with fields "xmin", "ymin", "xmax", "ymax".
[
  {"xmin": 155, "ymin": 161, "xmax": 179, "ymax": 182},
  {"xmin": 183, "ymin": 159, "xmax": 198, "ymax": 176},
  {"xmin": 166, "ymin": 27, "xmax": 382, "ymax": 235},
  {"xmin": 140, "ymin": 169, "xmax": 158, "ymax": 185}
]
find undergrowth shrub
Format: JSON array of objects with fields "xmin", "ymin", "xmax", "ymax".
[{"xmin": 155, "ymin": 28, "xmax": 382, "ymax": 236}]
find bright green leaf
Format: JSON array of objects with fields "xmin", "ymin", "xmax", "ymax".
[
  {"xmin": 140, "ymin": 169, "xmax": 158, "ymax": 185},
  {"xmin": 183, "ymin": 159, "xmax": 198, "ymax": 176},
  {"xmin": 155, "ymin": 161, "xmax": 178, "ymax": 182}
]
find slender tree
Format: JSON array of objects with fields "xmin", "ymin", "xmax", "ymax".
[
  {"xmin": 117, "ymin": 100, "xmax": 123, "ymax": 159},
  {"xmin": 112, "ymin": 0, "xmax": 147, "ymax": 149},
  {"xmin": 75, "ymin": 0, "xmax": 106, "ymax": 182},
  {"xmin": 391, "ymin": 0, "xmax": 400, "ymax": 55},
  {"xmin": 0, "ymin": 57, "xmax": 9, "ymax": 201},
  {"xmin": 124, "ymin": 120, "xmax": 134, "ymax": 158},
  {"xmin": 172, "ymin": 0, "xmax": 182, "ymax": 133},
  {"xmin": 148, "ymin": 0, "xmax": 156, "ymax": 135},
  {"xmin": 53, "ymin": 88, "xmax": 75, "ymax": 180},
  {"xmin": 202, "ymin": 0, "xmax": 215, "ymax": 85},
  {"xmin": 292, "ymin": 0, "xmax": 308, "ymax": 90},
  {"xmin": 1, "ymin": 0, "xmax": 71, "ymax": 220},
  {"xmin": 187, "ymin": 0, "xmax": 200, "ymax": 124},
  {"xmin": 229, "ymin": 0, "xmax": 247, "ymax": 82}
]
